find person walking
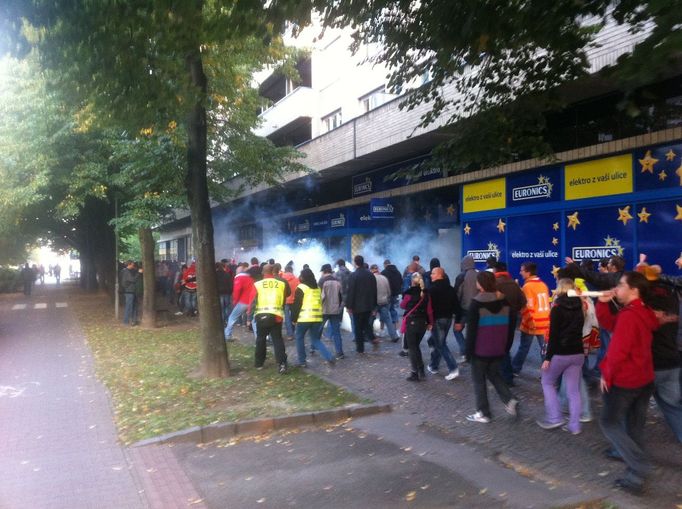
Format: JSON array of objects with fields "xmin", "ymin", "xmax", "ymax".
[
  {"xmin": 224, "ymin": 263, "xmax": 256, "ymax": 341},
  {"xmin": 596, "ymin": 271, "xmax": 658, "ymax": 495},
  {"xmin": 21, "ymin": 263, "xmax": 35, "ymax": 296},
  {"xmin": 400, "ymin": 272, "xmax": 433, "ymax": 381},
  {"xmin": 53, "ymin": 264, "xmax": 61, "ymax": 285},
  {"xmin": 216, "ymin": 261, "xmax": 233, "ymax": 324},
  {"xmin": 511, "ymin": 262, "xmax": 551, "ymax": 374},
  {"xmin": 427, "ymin": 267, "xmax": 460, "ymax": 380},
  {"xmin": 292, "ymin": 268, "xmax": 335, "ymax": 367},
  {"xmin": 536, "ymin": 278, "xmax": 585, "ymax": 434},
  {"xmin": 381, "ymin": 259, "xmax": 403, "ymax": 332},
  {"xmin": 120, "ymin": 260, "xmax": 138, "ymax": 325},
  {"xmin": 345, "ymin": 255, "xmax": 378, "ymax": 354},
  {"xmin": 281, "ymin": 264, "xmax": 299, "ymax": 340},
  {"xmin": 250, "ymin": 264, "xmax": 288, "ymax": 374},
  {"xmin": 371, "ymin": 264, "xmax": 400, "ymax": 342},
  {"xmin": 465, "ymin": 272, "xmax": 519, "ymax": 423},
  {"xmin": 493, "ymin": 262, "xmax": 527, "ymax": 386},
  {"xmin": 319, "ymin": 264, "xmax": 345, "ymax": 359},
  {"xmin": 453, "ymin": 255, "xmax": 478, "ymax": 362}
]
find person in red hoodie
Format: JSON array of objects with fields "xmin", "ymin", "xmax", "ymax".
[
  {"xmin": 596, "ymin": 271, "xmax": 659, "ymax": 495},
  {"xmin": 223, "ymin": 263, "xmax": 256, "ymax": 341}
]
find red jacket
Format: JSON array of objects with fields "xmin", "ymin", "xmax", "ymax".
[
  {"xmin": 232, "ymin": 272, "xmax": 256, "ymax": 306},
  {"xmin": 596, "ymin": 299, "xmax": 658, "ymax": 389}
]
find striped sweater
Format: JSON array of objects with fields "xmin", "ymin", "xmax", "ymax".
[{"xmin": 465, "ymin": 292, "xmax": 514, "ymax": 359}]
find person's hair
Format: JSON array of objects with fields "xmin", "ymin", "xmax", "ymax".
[
  {"xmin": 383, "ymin": 259, "xmax": 391, "ymax": 266},
  {"xmin": 220, "ymin": 258, "xmax": 228, "ymax": 264},
  {"xmin": 411, "ymin": 271, "xmax": 425, "ymax": 292},
  {"xmin": 429, "ymin": 257, "xmax": 440, "ymax": 270},
  {"xmin": 215, "ymin": 262, "xmax": 223, "ymax": 270},
  {"xmin": 412, "ymin": 255, "xmax": 420, "ymax": 261},
  {"xmin": 273, "ymin": 262, "xmax": 282, "ymax": 274},
  {"xmin": 520, "ymin": 261, "xmax": 537, "ymax": 275},
  {"xmin": 262, "ymin": 264, "xmax": 273, "ymax": 275},
  {"xmin": 486, "ymin": 255, "xmax": 497, "ymax": 268},
  {"xmin": 580, "ymin": 259, "xmax": 594, "ymax": 271},
  {"xmin": 299, "ymin": 268, "xmax": 317, "ymax": 288},
  {"xmin": 370, "ymin": 264, "xmax": 379, "ymax": 271},
  {"xmin": 284, "ymin": 264, "xmax": 293, "ymax": 273},
  {"xmin": 268, "ymin": 258, "xmax": 275, "ymax": 265},
  {"xmin": 622, "ymin": 271, "xmax": 649, "ymax": 301},
  {"xmin": 354, "ymin": 255, "xmax": 364, "ymax": 267},
  {"xmin": 555, "ymin": 278, "xmax": 575, "ymax": 296},
  {"xmin": 476, "ymin": 271, "xmax": 497, "ymax": 292},
  {"xmin": 494, "ymin": 261, "xmax": 508, "ymax": 272},
  {"xmin": 609, "ymin": 256, "xmax": 626, "ymax": 272},
  {"xmin": 599, "ymin": 258, "xmax": 609, "ymax": 269},
  {"xmin": 336, "ymin": 258, "xmax": 346, "ymax": 267},
  {"xmin": 250, "ymin": 257, "xmax": 259, "ymax": 265},
  {"xmin": 239, "ymin": 262, "xmax": 249, "ymax": 269}
]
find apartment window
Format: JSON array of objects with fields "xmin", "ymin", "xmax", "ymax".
[
  {"xmin": 360, "ymin": 86, "xmax": 393, "ymax": 113},
  {"xmin": 322, "ymin": 109, "xmax": 343, "ymax": 133}
]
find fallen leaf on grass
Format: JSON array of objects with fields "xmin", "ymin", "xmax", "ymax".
[{"xmin": 405, "ymin": 491, "xmax": 417, "ymax": 502}]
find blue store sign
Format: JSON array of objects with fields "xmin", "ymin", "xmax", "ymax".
[
  {"xmin": 352, "ymin": 157, "xmax": 443, "ymax": 197},
  {"xmin": 506, "ymin": 167, "xmax": 561, "ymax": 207},
  {"xmin": 370, "ymin": 199, "xmax": 395, "ymax": 219}
]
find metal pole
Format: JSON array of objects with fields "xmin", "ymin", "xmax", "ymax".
[{"xmin": 114, "ymin": 196, "xmax": 120, "ymax": 320}]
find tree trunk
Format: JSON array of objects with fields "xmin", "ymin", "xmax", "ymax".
[
  {"xmin": 185, "ymin": 34, "xmax": 230, "ymax": 377},
  {"xmin": 139, "ymin": 227, "xmax": 157, "ymax": 328}
]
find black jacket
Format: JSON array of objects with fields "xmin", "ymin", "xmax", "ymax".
[
  {"xmin": 545, "ymin": 295, "xmax": 584, "ymax": 361},
  {"xmin": 569, "ymin": 264, "xmax": 623, "ymax": 291},
  {"xmin": 346, "ymin": 266, "xmax": 377, "ymax": 313},
  {"xmin": 647, "ymin": 280, "xmax": 680, "ymax": 370},
  {"xmin": 429, "ymin": 279, "xmax": 455, "ymax": 320},
  {"xmin": 216, "ymin": 269, "xmax": 233, "ymax": 295},
  {"xmin": 381, "ymin": 264, "xmax": 403, "ymax": 297}
]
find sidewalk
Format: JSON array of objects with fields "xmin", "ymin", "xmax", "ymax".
[
  {"xmin": 0, "ymin": 284, "xmax": 204, "ymax": 509},
  {"xmin": 226, "ymin": 319, "xmax": 682, "ymax": 507}
]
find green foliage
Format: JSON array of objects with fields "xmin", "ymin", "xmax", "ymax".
[
  {"xmin": 119, "ymin": 231, "xmax": 160, "ymax": 263},
  {"xmin": 0, "ymin": 266, "xmax": 21, "ymax": 293}
]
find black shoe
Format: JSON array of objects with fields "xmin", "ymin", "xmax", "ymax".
[
  {"xmin": 391, "ymin": 336, "xmax": 400, "ymax": 343},
  {"xmin": 418, "ymin": 367, "xmax": 426, "ymax": 380},
  {"xmin": 399, "ymin": 350, "xmax": 408, "ymax": 357},
  {"xmin": 603, "ymin": 448, "xmax": 624, "ymax": 462},
  {"xmin": 406, "ymin": 373, "xmax": 420, "ymax": 382},
  {"xmin": 336, "ymin": 353, "xmax": 345, "ymax": 360},
  {"xmin": 613, "ymin": 478, "xmax": 643, "ymax": 495},
  {"xmin": 278, "ymin": 363, "xmax": 288, "ymax": 375}
]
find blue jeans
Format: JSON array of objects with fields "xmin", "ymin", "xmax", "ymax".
[
  {"xmin": 295, "ymin": 322, "xmax": 333, "ymax": 364},
  {"xmin": 224, "ymin": 302, "xmax": 249, "ymax": 338},
  {"xmin": 511, "ymin": 333, "xmax": 545, "ymax": 374},
  {"xmin": 322, "ymin": 314, "xmax": 343, "ymax": 355},
  {"xmin": 219, "ymin": 294, "xmax": 232, "ymax": 322},
  {"xmin": 181, "ymin": 291, "xmax": 197, "ymax": 315},
  {"xmin": 123, "ymin": 293, "xmax": 136, "ymax": 324},
  {"xmin": 377, "ymin": 304, "xmax": 398, "ymax": 340},
  {"xmin": 429, "ymin": 318, "xmax": 457, "ymax": 372},
  {"xmin": 284, "ymin": 304, "xmax": 295, "ymax": 337},
  {"xmin": 654, "ymin": 367, "xmax": 682, "ymax": 443},
  {"xmin": 388, "ymin": 296, "xmax": 399, "ymax": 324}
]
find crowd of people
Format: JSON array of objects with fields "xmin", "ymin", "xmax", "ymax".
[
  {"xmin": 140, "ymin": 250, "xmax": 681, "ymax": 495},
  {"xmin": 19, "ymin": 262, "xmax": 62, "ymax": 295}
]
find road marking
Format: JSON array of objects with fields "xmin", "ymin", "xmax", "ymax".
[
  {"xmin": 56, "ymin": 302, "xmax": 68, "ymax": 308},
  {"xmin": 34, "ymin": 303, "xmax": 47, "ymax": 309},
  {"xmin": 11, "ymin": 304, "xmax": 27, "ymax": 310}
]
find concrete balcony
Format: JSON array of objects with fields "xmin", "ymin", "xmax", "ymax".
[{"xmin": 255, "ymin": 86, "xmax": 317, "ymax": 139}]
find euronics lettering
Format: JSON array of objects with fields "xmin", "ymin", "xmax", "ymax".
[
  {"xmin": 572, "ymin": 246, "xmax": 620, "ymax": 260},
  {"xmin": 512, "ymin": 184, "xmax": 550, "ymax": 201}
]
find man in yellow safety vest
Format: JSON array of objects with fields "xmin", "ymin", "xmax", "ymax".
[{"xmin": 251, "ymin": 264, "xmax": 288, "ymax": 374}]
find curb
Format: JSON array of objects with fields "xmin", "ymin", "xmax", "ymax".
[{"xmin": 132, "ymin": 403, "xmax": 391, "ymax": 448}]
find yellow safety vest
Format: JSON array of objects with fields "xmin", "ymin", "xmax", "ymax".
[
  {"xmin": 297, "ymin": 283, "xmax": 323, "ymax": 323},
  {"xmin": 254, "ymin": 278, "xmax": 285, "ymax": 318}
]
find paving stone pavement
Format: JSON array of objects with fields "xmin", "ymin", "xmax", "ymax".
[
  {"xmin": 0, "ymin": 284, "xmax": 205, "ymax": 509},
  {"xmin": 229, "ymin": 321, "xmax": 682, "ymax": 508}
]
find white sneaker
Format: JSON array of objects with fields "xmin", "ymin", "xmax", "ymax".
[
  {"xmin": 505, "ymin": 398, "xmax": 519, "ymax": 416},
  {"xmin": 466, "ymin": 411, "xmax": 490, "ymax": 423},
  {"xmin": 426, "ymin": 365, "xmax": 439, "ymax": 375},
  {"xmin": 445, "ymin": 369, "xmax": 459, "ymax": 380}
]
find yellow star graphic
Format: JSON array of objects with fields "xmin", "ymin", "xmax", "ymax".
[
  {"xmin": 446, "ymin": 204, "xmax": 455, "ymax": 216},
  {"xmin": 538, "ymin": 175, "xmax": 548, "ymax": 184},
  {"xmin": 496, "ymin": 218, "xmax": 506, "ymax": 233},
  {"xmin": 675, "ymin": 204, "xmax": 682, "ymax": 222},
  {"xmin": 553, "ymin": 222, "xmax": 559, "ymax": 231},
  {"xmin": 567, "ymin": 211, "xmax": 580, "ymax": 230},
  {"xmin": 677, "ymin": 164, "xmax": 682, "ymax": 186},
  {"xmin": 659, "ymin": 170, "xmax": 667, "ymax": 181},
  {"xmin": 464, "ymin": 223, "xmax": 471, "ymax": 235},
  {"xmin": 637, "ymin": 207, "xmax": 651, "ymax": 223},
  {"xmin": 617, "ymin": 205, "xmax": 633, "ymax": 226},
  {"xmin": 612, "ymin": 238, "xmax": 621, "ymax": 247},
  {"xmin": 551, "ymin": 265, "xmax": 560, "ymax": 279},
  {"xmin": 666, "ymin": 149, "xmax": 676, "ymax": 161},
  {"xmin": 552, "ymin": 237, "xmax": 558, "ymax": 246},
  {"xmin": 604, "ymin": 235, "xmax": 614, "ymax": 246},
  {"xmin": 639, "ymin": 150, "xmax": 658, "ymax": 173}
]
